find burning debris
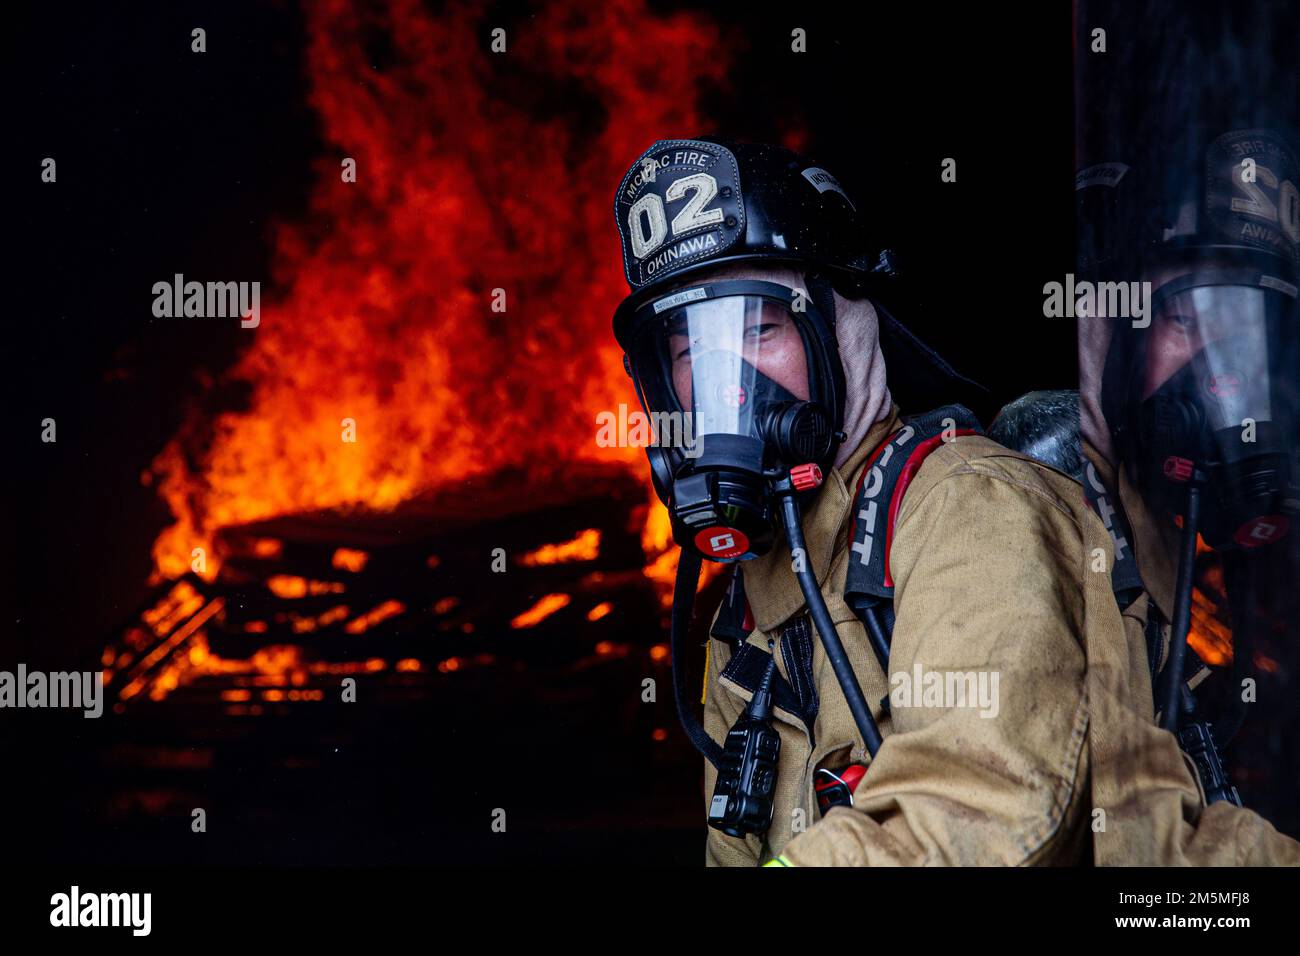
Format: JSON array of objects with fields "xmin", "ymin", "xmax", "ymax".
[
  {"xmin": 91, "ymin": 464, "xmax": 700, "ymax": 862},
  {"xmin": 109, "ymin": 0, "xmax": 731, "ymax": 714},
  {"xmin": 104, "ymin": 465, "xmax": 666, "ymax": 711}
]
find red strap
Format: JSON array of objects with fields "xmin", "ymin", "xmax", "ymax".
[{"xmin": 882, "ymin": 430, "xmax": 976, "ymax": 587}]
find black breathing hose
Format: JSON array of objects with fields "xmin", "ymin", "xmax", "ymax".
[
  {"xmin": 670, "ymin": 548, "xmax": 724, "ymax": 768},
  {"xmin": 1160, "ymin": 478, "xmax": 1203, "ymax": 733},
  {"xmin": 778, "ymin": 486, "xmax": 884, "ymax": 757},
  {"xmin": 858, "ymin": 603, "xmax": 893, "ymax": 672}
]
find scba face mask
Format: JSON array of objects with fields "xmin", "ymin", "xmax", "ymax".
[
  {"xmin": 617, "ymin": 275, "xmax": 882, "ymax": 838},
  {"xmin": 1104, "ymin": 262, "xmax": 1299, "ymax": 763},
  {"xmin": 615, "ymin": 279, "xmax": 845, "ymax": 561},
  {"xmin": 1106, "ymin": 264, "xmax": 1300, "ymax": 550}
]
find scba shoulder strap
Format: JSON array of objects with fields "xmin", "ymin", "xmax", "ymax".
[
  {"xmin": 1082, "ymin": 461, "xmax": 1146, "ymax": 613},
  {"xmin": 711, "ymin": 405, "xmax": 983, "ymax": 696},
  {"xmin": 843, "ymin": 405, "xmax": 982, "ymax": 665},
  {"xmin": 1079, "ymin": 463, "xmax": 1183, "ymax": 688}
]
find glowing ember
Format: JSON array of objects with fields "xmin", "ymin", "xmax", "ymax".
[
  {"xmin": 141, "ymin": 580, "xmax": 206, "ymax": 637},
  {"xmin": 1253, "ymin": 653, "xmax": 1279, "ymax": 674},
  {"xmin": 103, "ymin": 578, "xmax": 438, "ymax": 702},
  {"xmin": 344, "ymin": 599, "xmax": 406, "ymax": 634},
  {"xmin": 291, "ymin": 604, "xmax": 350, "ymax": 634},
  {"xmin": 267, "ymin": 575, "xmax": 345, "ymax": 599},
  {"xmin": 586, "ymin": 601, "xmax": 614, "ymax": 622},
  {"xmin": 331, "ymin": 547, "xmax": 370, "ymax": 572},
  {"xmin": 510, "ymin": 593, "xmax": 572, "ymax": 629},
  {"xmin": 519, "ymin": 529, "xmax": 601, "ymax": 566},
  {"xmin": 253, "ymin": 538, "xmax": 284, "ymax": 558},
  {"xmin": 119, "ymin": 598, "xmax": 226, "ymax": 701}
]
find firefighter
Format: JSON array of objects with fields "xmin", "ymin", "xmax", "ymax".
[
  {"xmin": 611, "ymin": 137, "xmax": 1099, "ymax": 865},
  {"xmin": 1077, "ymin": 129, "xmax": 1300, "ymax": 863}
]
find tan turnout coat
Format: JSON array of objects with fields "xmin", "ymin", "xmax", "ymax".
[{"xmin": 699, "ymin": 411, "xmax": 1300, "ymax": 865}]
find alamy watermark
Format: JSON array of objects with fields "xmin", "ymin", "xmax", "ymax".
[
  {"xmin": 889, "ymin": 662, "xmax": 1000, "ymax": 719},
  {"xmin": 0, "ymin": 664, "xmax": 103, "ymax": 718},
  {"xmin": 595, "ymin": 403, "xmax": 701, "ymax": 458},
  {"xmin": 152, "ymin": 273, "xmax": 260, "ymax": 328},
  {"xmin": 1043, "ymin": 273, "xmax": 1152, "ymax": 328},
  {"xmin": 50, "ymin": 886, "xmax": 151, "ymax": 936}
]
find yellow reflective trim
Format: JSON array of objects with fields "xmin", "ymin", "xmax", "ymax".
[{"xmin": 762, "ymin": 854, "xmax": 793, "ymax": 867}]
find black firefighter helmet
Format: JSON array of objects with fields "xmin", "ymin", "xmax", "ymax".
[{"xmin": 610, "ymin": 137, "xmax": 986, "ymax": 519}]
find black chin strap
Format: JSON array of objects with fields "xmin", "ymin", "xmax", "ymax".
[{"xmin": 671, "ymin": 548, "xmax": 724, "ymax": 768}]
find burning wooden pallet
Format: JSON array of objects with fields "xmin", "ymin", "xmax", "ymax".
[{"xmin": 103, "ymin": 465, "xmax": 666, "ymax": 712}]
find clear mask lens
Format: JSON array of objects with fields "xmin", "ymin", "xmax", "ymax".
[
  {"xmin": 635, "ymin": 294, "xmax": 812, "ymax": 439},
  {"xmin": 1145, "ymin": 284, "xmax": 1274, "ymax": 431}
]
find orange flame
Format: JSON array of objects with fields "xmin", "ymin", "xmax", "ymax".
[{"xmin": 146, "ymin": 0, "xmax": 729, "ymax": 581}]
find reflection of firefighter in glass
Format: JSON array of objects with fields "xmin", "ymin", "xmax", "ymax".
[
  {"xmin": 1078, "ymin": 129, "xmax": 1300, "ymax": 862},
  {"xmin": 612, "ymin": 138, "xmax": 1106, "ymax": 866}
]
